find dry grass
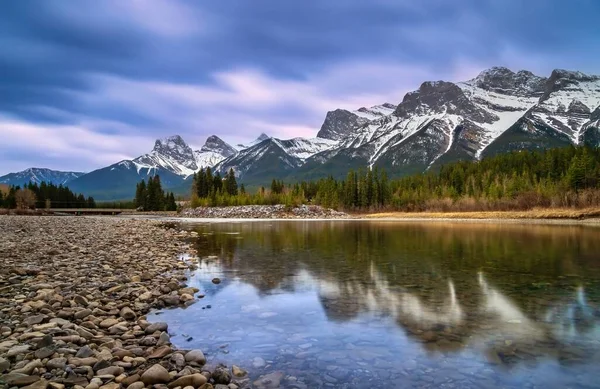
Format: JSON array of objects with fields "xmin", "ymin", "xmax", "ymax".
[{"xmin": 363, "ymin": 207, "xmax": 600, "ymax": 220}]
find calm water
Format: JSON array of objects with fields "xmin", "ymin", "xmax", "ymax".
[{"xmin": 149, "ymin": 221, "xmax": 600, "ymax": 388}]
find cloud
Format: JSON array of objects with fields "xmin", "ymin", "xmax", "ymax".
[{"xmin": 0, "ymin": 0, "xmax": 599, "ymax": 174}]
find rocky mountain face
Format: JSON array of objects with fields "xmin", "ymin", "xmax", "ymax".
[
  {"xmin": 5, "ymin": 67, "xmax": 599, "ymax": 198},
  {"xmin": 0, "ymin": 168, "xmax": 84, "ymax": 187}
]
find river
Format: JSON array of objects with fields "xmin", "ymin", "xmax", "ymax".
[{"xmin": 149, "ymin": 221, "xmax": 600, "ymax": 388}]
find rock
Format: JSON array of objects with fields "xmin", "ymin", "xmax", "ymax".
[
  {"xmin": 185, "ymin": 349, "xmax": 206, "ymax": 365},
  {"xmin": 7, "ymin": 344, "xmax": 31, "ymax": 357},
  {"xmin": 74, "ymin": 295, "xmax": 89, "ymax": 306},
  {"xmin": 22, "ymin": 379, "xmax": 49, "ymax": 389},
  {"xmin": 253, "ymin": 372, "xmax": 284, "ymax": 389},
  {"xmin": 92, "ymin": 359, "xmax": 111, "ymax": 372},
  {"xmin": 141, "ymin": 364, "xmax": 171, "ymax": 385},
  {"xmin": 99, "ymin": 384, "xmax": 120, "ymax": 389},
  {"xmin": 0, "ymin": 356, "xmax": 10, "ymax": 373},
  {"xmin": 36, "ymin": 334, "xmax": 54, "ymax": 349},
  {"xmin": 97, "ymin": 366, "xmax": 124, "ymax": 376},
  {"xmin": 35, "ymin": 346, "xmax": 56, "ymax": 359},
  {"xmin": 99, "ymin": 318, "xmax": 120, "ymax": 328},
  {"xmin": 3, "ymin": 373, "xmax": 41, "ymax": 386},
  {"xmin": 126, "ymin": 383, "xmax": 145, "ymax": 389},
  {"xmin": 24, "ymin": 314, "xmax": 47, "ymax": 326},
  {"xmin": 211, "ymin": 367, "xmax": 231, "ymax": 385},
  {"xmin": 46, "ymin": 357, "xmax": 67, "ymax": 370},
  {"xmin": 119, "ymin": 307, "xmax": 136, "ymax": 321},
  {"xmin": 170, "ymin": 353, "xmax": 185, "ymax": 369},
  {"xmin": 74, "ymin": 309, "xmax": 93, "ymax": 320},
  {"xmin": 76, "ymin": 345, "xmax": 95, "ymax": 358},
  {"xmin": 212, "ymin": 278, "xmax": 221, "ymax": 284},
  {"xmin": 145, "ymin": 322, "xmax": 168, "ymax": 334},
  {"xmin": 157, "ymin": 332, "xmax": 170, "ymax": 346},
  {"xmin": 148, "ymin": 345, "xmax": 173, "ymax": 359},
  {"xmin": 252, "ymin": 357, "xmax": 266, "ymax": 368},
  {"xmin": 12, "ymin": 359, "xmax": 43, "ymax": 375},
  {"xmin": 69, "ymin": 357, "xmax": 99, "ymax": 367},
  {"xmin": 180, "ymin": 293, "xmax": 194, "ymax": 302},
  {"xmin": 167, "ymin": 374, "xmax": 207, "ymax": 388},
  {"xmin": 161, "ymin": 295, "xmax": 180, "ymax": 306},
  {"xmin": 232, "ymin": 365, "xmax": 247, "ymax": 378}
]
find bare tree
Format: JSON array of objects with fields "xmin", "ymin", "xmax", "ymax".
[{"xmin": 16, "ymin": 189, "xmax": 37, "ymax": 210}]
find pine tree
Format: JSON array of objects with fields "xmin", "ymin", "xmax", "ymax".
[
  {"xmin": 226, "ymin": 168, "xmax": 238, "ymax": 196},
  {"xmin": 135, "ymin": 180, "xmax": 147, "ymax": 210},
  {"xmin": 240, "ymin": 184, "xmax": 246, "ymax": 195}
]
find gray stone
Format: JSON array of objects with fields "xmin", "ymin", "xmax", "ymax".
[
  {"xmin": 46, "ymin": 357, "xmax": 67, "ymax": 370},
  {"xmin": 145, "ymin": 322, "xmax": 168, "ymax": 334},
  {"xmin": 212, "ymin": 367, "xmax": 231, "ymax": 385},
  {"xmin": 0, "ymin": 356, "xmax": 10, "ymax": 373},
  {"xmin": 76, "ymin": 345, "xmax": 94, "ymax": 358},
  {"xmin": 185, "ymin": 349, "xmax": 206, "ymax": 365}
]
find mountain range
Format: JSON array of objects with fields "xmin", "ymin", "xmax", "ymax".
[{"xmin": 1, "ymin": 67, "xmax": 599, "ymax": 200}]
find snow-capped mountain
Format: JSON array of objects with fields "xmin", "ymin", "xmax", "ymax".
[
  {"xmin": 0, "ymin": 168, "xmax": 84, "ymax": 187},
  {"xmin": 298, "ymin": 67, "xmax": 600, "ymax": 179},
  {"xmin": 68, "ymin": 135, "xmax": 238, "ymax": 200},
  {"xmin": 4, "ymin": 66, "xmax": 598, "ymax": 197}
]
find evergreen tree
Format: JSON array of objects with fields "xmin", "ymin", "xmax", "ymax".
[
  {"xmin": 135, "ymin": 180, "xmax": 147, "ymax": 210},
  {"xmin": 226, "ymin": 168, "xmax": 238, "ymax": 196},
  {"xmin": 240, "ymin": 184, "xmax": 246, "ymax": 195}
]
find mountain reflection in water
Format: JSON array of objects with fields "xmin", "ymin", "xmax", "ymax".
[{"xmin": 151, "ymin": 221, "xmax": 600, "ymax": 388}]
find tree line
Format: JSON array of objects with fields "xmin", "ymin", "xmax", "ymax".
[
  {"xmin": 134, "ymin": 175, "xmax": 177, "ymax": 211},
  {"xmin": 187, "ymin": 145, "xmax": 600, "ymax": 212},
  {"xmin": 0, "ymin": 182, "xmax": 95, "ymax": 210}
]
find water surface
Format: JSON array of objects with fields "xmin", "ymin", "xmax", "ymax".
[{"xmin": 149, "ymin": 221, "xmax": 600, "ymax": 388}]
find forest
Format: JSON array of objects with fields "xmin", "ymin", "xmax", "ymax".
[
  {"xmin": 190, "ymin": 146, "xmax": 600, "ymax": 212},
  {"xmin": 134, "ymin": 175, "xmax": 178, "ymax": 211},
  {"xmin": 0, "ymin": 182, "xmax": 95, "ymax": 209}
]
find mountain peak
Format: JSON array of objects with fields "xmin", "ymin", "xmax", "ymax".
[
  {"xmin": 255, "ymin": 133, "xmax": 271, "ymax": 142},
  {"xmin": 539, "ymin": 69, "xmax": 600, "ymax": 103},
  {"xmin": 316, "ymin": 109, "xmax": 370, "ymax": 141},
  {"xmin": 470, "ymin": 67, "xmax": 546, "ymax": 96},
  {"xmin": 200, "ymin": 135, "xmax": 237, "ymax": 157},
  {"xmin": 153, "ymin": 135, "xmax": 189, "ymax": 152}
]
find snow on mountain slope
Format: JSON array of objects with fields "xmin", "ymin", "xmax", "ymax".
[
  {"xmin": 133, "ymin": 135, "xmax": 198, "ymax": 177},
  {"xmin": 527, "ymin": 70, "xmax": 600, "ymax": 143},
  {"xmin": 195, "ymin": 135, "xmax": 238, "ymax": 168},
  {"xmin": 216, "ymin": 136, "xmax": 339, "ymax": 178},
  {"xmin": 353, "ymin": 103, "xmax": 397, "ymax": 120},
  {"xmin": 0, "ymin": 168, "xmax": 85, "ymax": 186}
]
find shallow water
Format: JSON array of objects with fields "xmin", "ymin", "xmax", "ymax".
[{"xmin": 149, "ymin": 221, "xmax": 600, "ymax": 388}]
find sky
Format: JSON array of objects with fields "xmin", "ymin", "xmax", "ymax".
[{"xmin": 1, "ymin": 0, "xmax": 599, "ymax": 174}]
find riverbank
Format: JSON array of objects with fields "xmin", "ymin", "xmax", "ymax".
[
  {"xmin": 363, "ymin": 207, "xmax": 600, "ymax": 221},
  {"xmin": 0, "ymin": 216, "xmax": 249, "ymax": 389}
]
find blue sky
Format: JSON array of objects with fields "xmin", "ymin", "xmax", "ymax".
[{"xmin": 1, "ymin": 0, "xmax": 599, "ymax": 174}]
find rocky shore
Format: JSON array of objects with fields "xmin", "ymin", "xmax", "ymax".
[
  {"xmin": 180, "ymin": 205, "xmax": 349, "ymax": 219},
  {"xmin": 0, "ymin": 216, "xmax": 248, "ymax": 389}
]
